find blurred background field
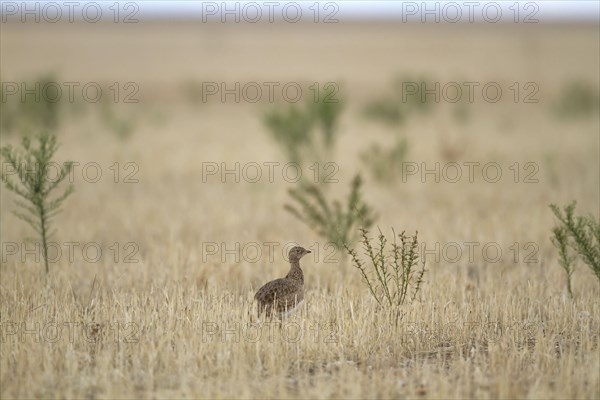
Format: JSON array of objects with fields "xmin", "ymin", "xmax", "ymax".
[{"xmin": 1, "ymin": 7, "xmax": 599, "ymax": 399}]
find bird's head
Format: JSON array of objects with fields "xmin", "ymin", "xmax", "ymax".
[{"xmin": 288, "ymin": 246, "xmax": 311, "ymax": 262}]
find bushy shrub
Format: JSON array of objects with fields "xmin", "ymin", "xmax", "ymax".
[
  {"xmin": 285, "ymin": 174, "xmax": 376, "ymax": 250},
  {"xmin": 550, "ymin": 201, "xmax": 600, "ymax": 297},
  {"xmin": 1, "ymin": 132, "xmax": 74, "ymax": 273},
  {"xmin": 345, "ymin": 228, "xmax": 426, "ymax": 308}
]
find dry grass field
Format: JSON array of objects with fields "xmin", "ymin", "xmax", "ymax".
[{"xmin": 1, "ymin": 15, "xmax": 599, "ymax": 399}]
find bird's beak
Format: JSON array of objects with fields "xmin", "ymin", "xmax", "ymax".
[{"xmin": 306, "ymin": 250, "xmax": 312, "ymax": 254}]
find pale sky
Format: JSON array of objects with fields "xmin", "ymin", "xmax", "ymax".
[{"xmin": 1, "ymin": 1, "xmax": 598, "ymax": 22}]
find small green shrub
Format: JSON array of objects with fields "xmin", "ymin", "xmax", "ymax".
[
  {"xmin": 307, "ymin": 86, "xmax": 344, "ymax": 149},
  {"xmin": 550, "ymin": 201, "xmax": 600, "ymax": 297},
  {"xmin": 363, "ymin": 98, "xmax": 404, "ymax": 127},
  {"xmin": 1, "ymin": 74, "xmax": 62, "ymax": 136},
  {"xmin": 285, "ymin": 174, "xmax": 376, "ymax": 250},
  {"xmin": 553, "ymin": 81, "xmax": 600, "ymax": 119},
  {"xmin": 263, "ymin": 84, "xmax": 343, "ymax": 164},
  {"xmin": 363, "ymin": 75, "xmax": 434, "ymax": 127},
  {"xmin": 1, "ymin": 132, "xmax": 74, "ymax": 273},
  {"xmin": 345, "ymin": 228, "xmax": 426, "ymax": 309},
  {"xmin": 264, "ymin": 105, "xmax": 314, "ymax": 164},
  {"xmin": 99, "ymin": 98, "xmax": 135, "ymax": 140},
  {"xmin": 360, "ymin": 139, "xmax": 408, "ymax": 182}
]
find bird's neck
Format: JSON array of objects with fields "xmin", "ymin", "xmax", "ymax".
[{"xmin": 286, "ymin": 260, "xmax": 304, "ymax": 284}]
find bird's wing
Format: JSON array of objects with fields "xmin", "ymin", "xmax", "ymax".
[{"xmin": 255, "ymin": 278, "xmax": 303, "ymax": 314}]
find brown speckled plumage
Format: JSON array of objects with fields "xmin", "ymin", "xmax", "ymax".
[{"xmin": 254, "ymin": 246, "xmax": 311, "ymax": 318}]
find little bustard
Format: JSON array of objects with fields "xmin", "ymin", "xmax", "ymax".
[{"xmin": 254, "ymin": 246, "xmax": 311, "ymax": 318}]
